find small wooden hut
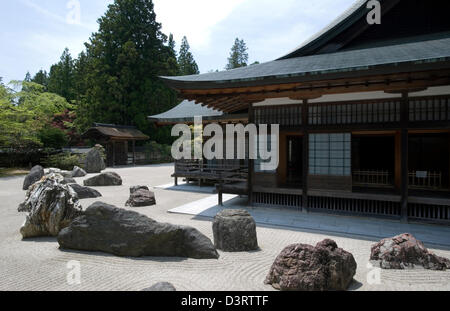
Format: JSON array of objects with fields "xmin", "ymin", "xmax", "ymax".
[{"xmin": 82, "ymin": 123, "xmax": 149, "ymax": 167}]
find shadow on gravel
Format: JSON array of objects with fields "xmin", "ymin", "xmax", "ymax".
[
  {"xmin": 57, "ymin": 248, "xmax": 189, "ymax": 262},
  {"xmin": 21, "ymin": 237, "xmax": 58, "ymax": 243}
]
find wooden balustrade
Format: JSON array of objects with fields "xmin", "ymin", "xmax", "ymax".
[
  {"xmin": 408, "ymin": 171, "xmax": 443, "ymax": 190},
  {"xmin": 352, "ymin": 170, "xmax": 392, "ymax": 187}
]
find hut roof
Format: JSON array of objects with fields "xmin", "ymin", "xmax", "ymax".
[{"xmin": 82, "ymin": 124, "xmax": 149, "ymax": 141}]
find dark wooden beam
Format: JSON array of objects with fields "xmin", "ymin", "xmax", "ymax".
[
  {"xmin": 400, "ymin": 92, "xmax": 409, "ymax": 223},
  {"xmin": 248, "ymin": 103, "xmax": 254, "ymax": 207},
  {"xmin": 180, "ymin": 69, "xmax": 450, "ymax": 96},
  {"xmin": 302, "ymin": 100, "xmax": 309, "ymax": 213},
  {"xmin": 179, "ymin": 70, "xmax": 450, "ymax": 111}
]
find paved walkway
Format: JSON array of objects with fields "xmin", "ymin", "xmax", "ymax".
[{"xmin": 169, "ymin": 195, "xmax": 450, "ymax": 248}]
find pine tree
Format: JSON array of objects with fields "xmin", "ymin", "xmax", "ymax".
[
  {"xmin": 226, "ymin": 38, "xmax": 249, "ymax": 70},
  {"xmin": 32, "ymin": 70, "xmax": 49, "ymax": 90},
  {"xmin": 168, "ymin": 33, "xmax": 176, "ymax": 57},
  {"xmin": 178, "ymin": 36, "xmax": 199, "ymax": 76},
  {"xmin": 24, "ymin": 72, "xmax": 32, "ymax": 82}
]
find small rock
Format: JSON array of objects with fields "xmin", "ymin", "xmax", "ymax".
[
  {"xmin": 19, "ymin": 174, "xmax": 83, "ymax": 238},
  {"xmin": 72, "ymin": 166, "xmax": 87, "ymax": 178},
  {"xmin": 142, "ymin": 282, "xmax": 176, "ymax": 291},
  {"xmin": 370, "ymin": 233, "xmax": 450, "ymax": 270},
  {"xmin": 44, "ymin": 168, "xmax": 72, "ymax": 178},
  {"xmin": 22, "ymin": 165, "xmax": 44, "ymax": 190},
  {"xmin": 44, "ymin": 168, "xmax": 61, "ymax": 175},
  {"xmin": 126, "ymin": 186, "xmax": 156, "ymax": 207},
  {"xmin": 83, "ymin": 172, "xmax": 122, "ymax": 187},
  {"xmin": 58, "ymin": 202, "xmax": 219, "ymax": 259},
  {"xmin": 69, "ymin": 184, "xmax": 102, "ymax": 199},
  {"xmin": 213, "ymin": 209, "xmax": 258, "ymax": 252},
  {"xmin": 265, "ymin": 239, "xmax": 357, "ymax": 291}
]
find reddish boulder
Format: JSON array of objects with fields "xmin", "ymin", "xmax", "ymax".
[
  {"xmin": 265, "ymin": 239, "xmax": 357, "ymax": 291},
  {"xmin": 125, "ymin": 186, "xmax": 156, "ymax": 207},
  {"xmin": 370, "ymin": 233, "xmax": 450, "ymax": 270}
]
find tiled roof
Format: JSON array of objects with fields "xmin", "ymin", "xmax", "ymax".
[{"xmin": 161, "ymin": 36, "xmax": 450, "ymax": 88}]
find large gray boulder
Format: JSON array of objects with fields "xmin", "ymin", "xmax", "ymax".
[
  {"xmin": 213, "ymin": 209, "xmax": 258, "ymax": 252},
  {"xmin": 84, "ymin": 147, "xmax": 105, "ymax": 174},
  {"xmin": 72, "ymin": 166, "xmax": 87, "ymax": 178},
  {"xmin": 370, "ymin": 233, "xmax": 450, "ymax": 270},
  {"xmin": 69, "ymin": 184, "xmax": 102, "ymax": 200},
  {"xmin": 18, "ymin": 174, "xmax": 83, "ymax": 239},
  {"xmin": 83, "ymin": 172, "xmax": 122, "ymax": 187},
  {"xmin": 58, "ymin": 202, "xmax": 219, "ymax": 259},
  {"xmin": 22, "ymin": 165, "xmax": 44, "ymax": 190},
  {"xmin": 142, "ymin": 282, "xmax": 176, "ymax": 291},
  {"xmin": 265, "ymin": 239, "xmax": 357, "ymax": 291},
  {"xmin": 126, "ymin": 186, "xmax": 156, "ymax": 207}
]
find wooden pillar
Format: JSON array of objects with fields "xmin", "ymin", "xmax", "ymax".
[
  {"xmin": 132, "ymin": 140, "xmax": 136, "ymax": 166},
  {"xmin": 400, "ymin": 92, "xmax": 409, "ymax": 222},
  {"xmin": 248, "ymin": 103, "xmax": 254, "ymax": 206},
  {"xmin": 112, "ymin": 140, "xmax": 116, "ymax": 167},
  {"xmin": 395, "ymin": 131, "xmax": 402, "ymax": 190},
  {"xmin": 302, "ymin": 100, "xmax": 309, "ymax": 213}
]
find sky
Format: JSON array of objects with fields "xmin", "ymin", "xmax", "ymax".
[{"xmin": 0, "ymin": 0, "xmax": 356, "ymax": 83}]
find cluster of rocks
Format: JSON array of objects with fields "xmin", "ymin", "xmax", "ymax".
[
  {"xmin": 18, "ymin": 157, "xmax": 450, "ymax": 291},
  {"xmin": 19, "ymin": 166, "xmax": 216, "ymax": 260}
]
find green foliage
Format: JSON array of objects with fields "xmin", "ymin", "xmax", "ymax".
[
  {"xmin": 0, "ymin": 81, "xmax": 72, "ymax": 152},
  {"xmin": 38, "ymin": 126, "xmax": 68, "ymax": 149},
  {"xmin": 226, "ymin": 38, "xmax": 249, "ymax": 70},
  {"xmin": 143, "ymin": 141, "xmax": 172, "ymax": 162},
  {"xmin": 23, "ymin": 0, "xmax": 202, "ymax": 147},
  {"xmin": 178, "ymin": 36, "xmax": 199, "ymax": 76},
  {"xmin": 42, "ymin": 152, "xmax": 81, "ymax": 171}
]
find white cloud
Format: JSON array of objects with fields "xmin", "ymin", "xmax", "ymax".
[{"xmin": 153, "ymin": 0, "xmax": 246, "ymax": 49}]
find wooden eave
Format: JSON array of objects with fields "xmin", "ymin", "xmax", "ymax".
[{"xmin": 177, "ymin": 68, "xmax": 450, "ymax": 113}]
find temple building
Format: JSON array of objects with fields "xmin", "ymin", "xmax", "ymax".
[{"xmin": 152, "ymin": 0, "xmax": 450, "ymax": 224}]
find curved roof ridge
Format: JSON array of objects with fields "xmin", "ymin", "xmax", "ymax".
[{"xmin": 148, "ymin": 100, "xmax": 223, "ymax": 120}]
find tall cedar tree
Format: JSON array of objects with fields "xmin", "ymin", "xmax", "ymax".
[
  {"xmin": 75, "ymin": 0, "xmax": 179, "ymax": 144},
  {"xmin": 226, "ymin": 38, "xmax": 249, "ymax": 70},
  {"xmin": 32, "ymin": 70, "xmax": 49, "ymax": 90},
  {"xmin": 47, "ymin": 48, "xmax": 75, "ymax": 102},
  {"xmin": 178, "ymin": 36, "xmax": 199, "ymax": 76}
]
